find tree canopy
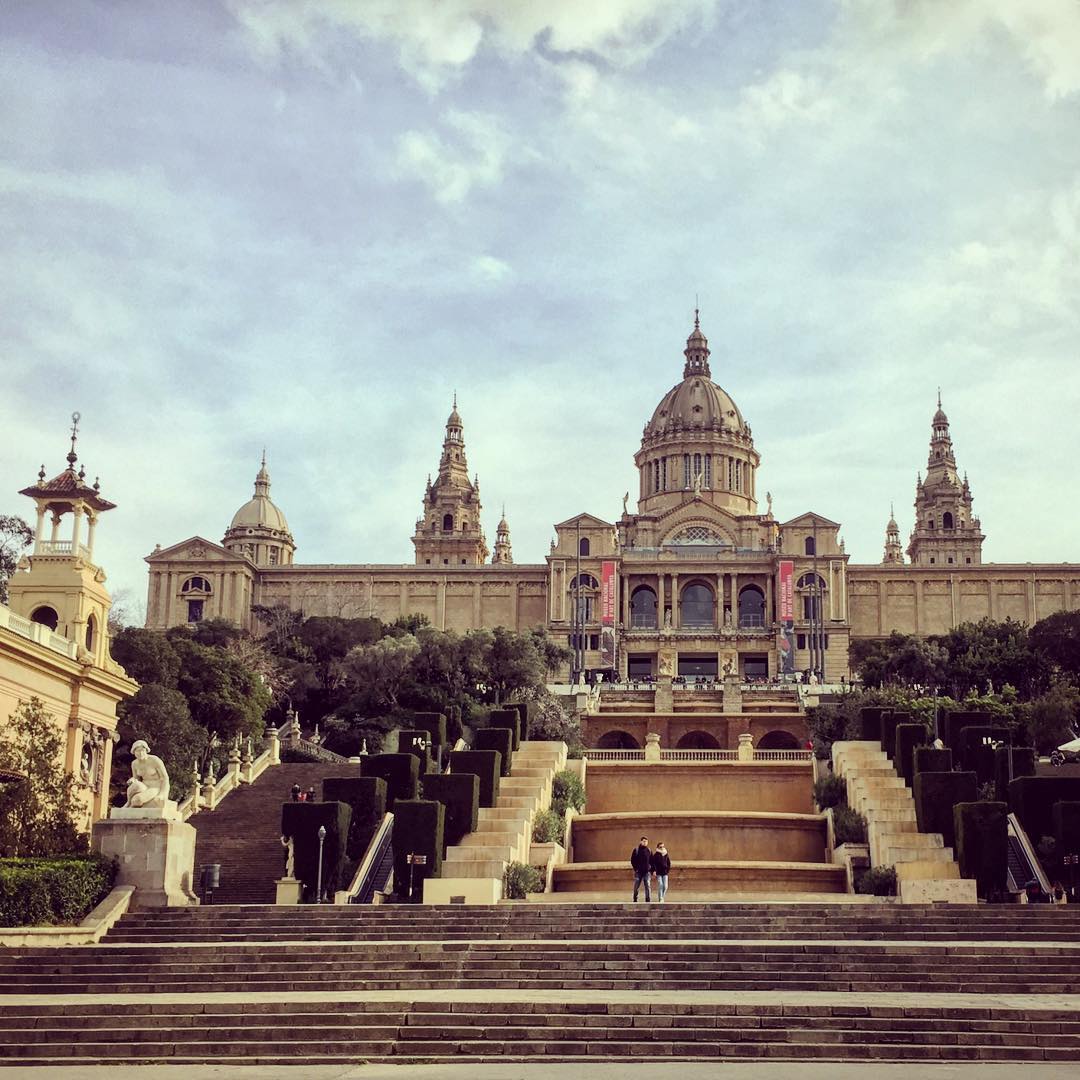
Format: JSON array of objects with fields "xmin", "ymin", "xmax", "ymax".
[{"xmin": 0, "ymin": 514, "xmax": 32, "ymax": 605}]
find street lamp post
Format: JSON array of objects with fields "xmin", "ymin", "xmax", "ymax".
[{"xmin": 315, "ymin": 825, "xmax": 327, "ymax": 903}]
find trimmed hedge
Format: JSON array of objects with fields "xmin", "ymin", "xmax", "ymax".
[
  {"xmin": 914, "ymin": 747, "xmax": 953, "ymax": 775},
  {"xmin": 993, "ymin": 746, "xmax": 1036, "ymax": 804},
  {"xmin": 280, "ymin": 801, "xmax": 351, "ymax": 902},
  {"xmin": 321, "ymin": 776, "xmax": 387, "ymax": 862},
  {"xmin": 0, "ymin": 854, "xmax": 117, "ymax": 927},
  {"xmin": 487, "ymin": 709, "xmax": 522, "ymax": 751},
  {"xmin": 954, "ymin": 800, "xmax": 1008, "ymax": 899},
  {"xmin": 894, "ymin": 723, "xmax": 927, "ymax": 786},
  {"xmin": 420, "ymin": 772, "xmax": 480, "ymax": 850},
  {"xmin": 391, "ymin": 799, "xmax": 444, "ymax": 902},
  {"xmin": 447, "ymin": 703, "xmax": 463, "ymax": 745},
  {"xmin": 1053, "ymin": 801, "xmax": 1080, "ymax": 854},
  {"xmin": 913, "ymin": 770, "xmax": 977, "ymax": 849},
  {"xmin": 449, "ymin": 750, "xmax": 502, "ymax": 807},
  {"xmin": 1008, "ymin": 776, "xmax": 1080, "ymax": 844},
  {"xmin": 508, "ymin": 701, "xmax": 529, "ymax": 741},
  {"xmin": 410, "ymin": 712, "xmax": 448, "ymax": 750},
  {"xmin": 474, "ymin": 728, "xmax": 514, "ymax": 776},
  {"xmin": 958, "ymin": 726, "xmax": 1010, "ymax": 783},
  {"xmin": 859, "ymin": 707, "xmax": 885, "ymax": 742},
  {"xmin": 943, "ymin": 711, "xmax": 992, "ymax": 751},
  {"xmin": 397, "ymin": 729, "xmax": 433, "ymax": 774},
  {"xmin": 360, "ymin": 753, "xmax": 420, "ymax": 809},
  {"xmin": 880, "ymin": 711, "xmax": 909, "ymax": 762}
]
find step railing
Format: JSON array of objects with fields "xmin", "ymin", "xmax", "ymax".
[
  {"xmin": 335, "ymin": 812, "xmax": 394, "ymax": 904},
  {"xmin": 1007, "ymin": 812, "xmax": 1052, "ymax": 894},
  {"xmin": 583, "ymin": 748, "xmax": 812, "ymax": 763}
]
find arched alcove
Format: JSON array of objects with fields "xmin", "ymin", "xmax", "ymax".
[
  {"xmin": 675, "ymin": 730, "xmax": 721, "ymax": 750},
  {"xmin": 596, "ymin": 729, "xmax": 640, "ymax": 750},
  {"xmin": 757, "ymin": 729, "xmax": 801, "ymax": 751}
]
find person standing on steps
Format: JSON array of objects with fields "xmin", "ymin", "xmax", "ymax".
[
  {"xmin": 631, "ymin": 836, "xmax": 652, "ymax": 902},
  {"xmin": 651, "ymin": 842, "xmax": 671, "ymax": 903}
]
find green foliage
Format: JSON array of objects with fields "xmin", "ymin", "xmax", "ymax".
[
  {"xmin": 913, "ymin": 770, "xmax": 978, "ymax": 849},
  {"xmin": 855, "ymin": 866, "xmax": 897, "ymax": 896},
  {"xmin": 409, "ymin": 712, "xmax": 447, "ymax": 749},
  {"xmin": 280, "ymin": 801, "xmax": 351, "ymax": 902},
  {"xmin": 1030, "ymin": 611, "xmax": 1080, "ymax": 687},
  {"xmin": 0, "ymin": 854, "xmax": 116, "ymax": 926},
  {"xmin": 448, "ymin": 750, "xmax": 501, "ymax": 807},
  {"xmin": 112, "ymin": 627, "xmax": 182, "ymax": 686},
  {"xmin": 360, "ymin": 753, "xmax": 419, "ymax": 809},
  {"xmin": 531, "ymin": 808, "xmax": 563, "ymax": 844},
  {"xmin": 894, "ymin": 723, "xmax": 927, "ymax": 785},
  {"xmin": 321, "ymin": 776, "xmax": 386, "ymax": 863},
  {"xmin": 1008, "ymin": 776, "xmax": 1080, "ymax": 843},
  {"xmin": 954, "ymin": 800, "xmax": 1008, "ymax": 899},
  {"xmin": 551, "ymin": 770, "xmax": 585, "ymax": 816},
  {"xmin": 913, "ymin": 747, "xmax": 953, "ymax": 775},
  {"xmin": 958, "ymin": 725, "xmax": 1010, "ymax": 783},
  {"xmin": 503, "ymin": 860, "xmax": 543, "ymax": 899},
  {"xmin": 521, "ymin": 690, "xmax": 582, "ymax": 749},
  {"xmin": 485, "ymin": 626, "xmax": 545, "ymax": 705},
  {"xmin": 118, "ymin": 684, "xmax": 206, "ymax": 801},
  {"xmin": 0, "ymin": 699, "xmax": 84, "ymax": 857},
  {"xmin": 419, "ymin": 773, "xmax": 479, "ymax": 850},
  {"xmin": 391, "ymin": 799, "xmax": 444, "ymax": 901},
  {"xmin": 832, "ymin": 805, "xmax": 867, "ymax": 845},
  {"xmin": 993, "ymin": 746, "xmax": 1036, "ymax": 804},
  {"xmin": 474, "ymin": 727, "xmax": 513, "ymax": 776},
  {"xmin": 1021, "ymin": 684, "xmax": 1080, "ymax": 753},
  {"xmin": 396, "ymin": 729, "xmax": 433, "ymax": 774},
  {"xmin": 343, "ymin": 635, "xmax": 421, "ymax": 711},
  {"xmin": 854, "ymin": 631, "xmax": 947, "ymax": 691},
  {"xmin": 0, "ymin": 514, "xmax": 32, "ymax": 605},
  {"xmin": 487, "ymin": 709, "xmax": 521, "ymax": 750},
  {"xmin": 813, "ymin": 774, "xmax": 847, "ymax": 811}
]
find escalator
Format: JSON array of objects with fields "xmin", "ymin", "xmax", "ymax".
[{"xmin": 1006, "ymin": 812, "xmax": 1051, "ymax": 895}]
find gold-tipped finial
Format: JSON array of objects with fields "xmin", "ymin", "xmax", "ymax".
[{"xmin": 67, "ymin": 411, "xmax": 81, "ymax": 469}]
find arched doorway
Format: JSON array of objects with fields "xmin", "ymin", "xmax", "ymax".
[
  {"xmin": 679, "ymin": 582, "xmax": 715, "ymax": 628},
  {"xmin": 30, "ymin": 606, "xmax": 59, "ymax": 631},
  {"xmin": 738, "ymin": 585, "xmax": 765, "ymax": 628},
  {"xmin": 757, "ymin": 729, "xmax": 801, "ymax": 750},
  {"xmin": 630, "ymin": 585, "xmax": 658, "ymax": 629},
  {"xmin": 675, "ymin": 730, "xmax": 721, "ymax": 750},
  {"xmin": 596, "ymin": 730, "xmax": 640, "ymax": 750}
]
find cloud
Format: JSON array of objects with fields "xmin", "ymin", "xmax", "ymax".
[
  {"xmin": 470, "ymin": 254, "xmax": 512, "ymax": 285},
  {"xmin": 396, "ymin": 110, "xmax": 509, "ymax": 203}
]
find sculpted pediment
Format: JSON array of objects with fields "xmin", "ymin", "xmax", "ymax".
[
  {"xmin": 780, "ymin": 511, "xmax": 841, "ymax": 529},
  {"xmin": 146, "ymin": 536, "xmax": 251, "ymax": 565},
  {"xmin": 553, "ymin": 512, "xmax": 615, "ymax": 530}
]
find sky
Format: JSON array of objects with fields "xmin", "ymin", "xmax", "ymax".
[{"xmin": 2, "ymin": 1, "xmax": 1080, "ymax": 619}]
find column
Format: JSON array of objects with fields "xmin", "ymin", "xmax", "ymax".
[
  {"xmin": 731, "ymin": 571, "xmax": 739, "ymax": 624},
  {"xmin": 716, "ymin": 573, "xmax": 723, "ymax": 628},
  {"xmin": 70, "ymin": 505, "xmax": 84, "ymax": 552},
  {"xmin": 473, "ymin": 581, "xmax": 482, "ymax": 627},
  {"xmin": 86, "ymin": 514, "xmax": 97, "ymax": 560},
  {"xmin": 50, "ymin": 513, "xmax": 62, "ymax": 544},
  {"xmin": 671, "ymin": 572, "xmax": 680, "ymax": 628},
  {"xmin": 621, "ymin": 574, "xmax": 631, "ymax": 628},
  {"xmin": 766, "ymin": 572, "xmax": 774, "ymax": 625},
  {"xmin": 437, "ymin": 579, "xmax": 447, "ymax": 630},
  {"xmin": 510, "ymin": 579, "xmax": 519, "ymax": 628},
  {"xmin": 33, "ymin": 506, "xmax": 46, "ymax": 551}
]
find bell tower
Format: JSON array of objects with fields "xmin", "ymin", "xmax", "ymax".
[
  {"xmin": 492, "ymin": 507, "xmax": 513, "ymax": 565},
  {"xmin": 882, "ymin": 504, "xmax": 904, "ymax": 564},
  {"xmin": 412, "ymin": 396, "xmax": 489, "ymax": 566},
  {"xmin": 10, "ymin": 413, "xmax": 125, "ymax": 672}
]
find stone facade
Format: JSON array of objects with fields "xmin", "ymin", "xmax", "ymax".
[{"xmin": 143, "ymin": 317, "xmax": 1079, "ymax": 677}]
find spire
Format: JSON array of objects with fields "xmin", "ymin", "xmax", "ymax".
[
  {"xmin": 883, "ymin": 503, "xmax": 904, "ymax": 564},
  {"xmin": 683, "ymin": 311, "xmax": 711, "ymax": 379},
  {"xmin": 67, "ymin": 411, "xmax": 80, "ymax": 471},
  {"xmin": 492, "ymin": 504, "xmax": 513, "ymax": 564},
  {"xmin": 254, "ymin": 452, "xmax": 271, "ymax": 498}
]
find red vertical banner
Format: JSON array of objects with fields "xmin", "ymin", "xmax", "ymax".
[
  {"xmin": 601, "ymin": 560, "xmax": 617, "ymax": 669},
  {"xmin": 778, "ymin": 559, "xmax": 795, "ymax": 676}
]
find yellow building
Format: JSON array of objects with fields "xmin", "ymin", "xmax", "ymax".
[
  {"xmin": 144, "ymin": 317, "xmax": 1080, "ymax": 678},
  {"xmin": 1, "ymin": 419, "xmax": 137, "ymax": 827}
]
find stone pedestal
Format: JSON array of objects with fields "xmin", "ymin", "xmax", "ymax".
[
  {"xmin": 644, "ymin": 733, "xmax": 661, "ymax": 762},
  {"xmin": 93, "ymin": 804, "xmax": 199, "ymax": 908},
  {"xmin": 737, "ymin": 733, "xmax": 755, "ymax": 761},
  {"xmin": 275, "ymin": 877, "xmax": 303, "ymax": 905},
  {"xmin": 722, "ymin": 675, "xmax": 742, "ymax": 714}
]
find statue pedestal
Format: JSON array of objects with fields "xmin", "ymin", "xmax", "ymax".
[
  {"xmin": 275, "ymin": 877, "xmax": 303, "ymax": 905},
  {"xmin": 93, "ymin": 808, "xmax": 199, "ymax": 909},
  {"xmin": 722, "ymin": 675, "xmax": 742, "ymax": 715}
]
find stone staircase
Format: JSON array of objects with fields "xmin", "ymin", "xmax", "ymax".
[
  {"xmin": 832, "ymin": 741, "xmax": 976, "ymax": 902},
  {"xmin": 427, "ymin": 740, "xmax": 567, "ymax": 902},
  {"xmin": 190, "ymin": 761, "xmax": 356, "ymax": 904}
]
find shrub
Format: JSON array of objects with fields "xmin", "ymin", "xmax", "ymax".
[
  {"xmin": 958, "ymin": 726, "xmax": 1010, "ymax": 783},
  {"xmin": 280, "ymin": 801, "xmax": 351, "ymax": 902},
  {"xmin": 487, "ymin": 709, "xmax": 521, "ymax": 750},
  {"xmin": 360, "ymin": 753, "xmax": 420, "ymax": 809},
  {"xmin": 448, "ymin": 750, "xmax": 502, "ymax": 807},
  {"xmin": 321, "ymin": 776, "xmax": 387, "ymax": 862},
  {"xmin": 894, "ymin": 723, "xmax": 927, "ymax": 786},
  {"xmin": 551, "ymin": 770, "xmax": 585, "ymax": 816},
  {"xmin": 474, "ymin": 728, "xmax": 514, "ymax": 776},
  {"xmin": 396, "ymin": 729, "xmax": 433, "ymax": 774},
  {"xmin": 531, "ymin": 808, "xmax": 563, "ymax": 844},
  {"xmin": 855, "ymin": 865, "xmax": 897, "ymax": 896},
  {"xmin": 879, "ymin": 711, "xmax": 908, "ymax": 762},
  {"xmin": 993, "ymin": 746, "xmax": 1036, "ymax": 804},
  {"xmin": 943, "ymin": 711, "xmax": 992, "ymax": 751},
  {"xmin": 503, "ymin": 860, "xmax": 543, "ymax": 899},
  {"xmin": 526, "ymin": 694, "xmax": 582, "ymax": 748},
  {"xmin": 832, "ymin": 805, "xmax": 867, "ymax": 846},
  {"xmin": 913, "ymin": 747, "xmax": 953, "ymax": 775},
  {"xmin": 1053, "ymin": 802, "xmax": 1080, "ymax": 854},
  {"xmin": 913, "ymin": 770, "xmax": 978, "ymax": 849},
  {"xmin": 0, "ymin": 854, "xmax": 117, "ymax": 926},
  {"xmin": 859, "ymin": 707, "xmax": 885, "ymax": 742},
  {"xmin": 954, "ymin": 800, "xmax": 1008, "ymax": 900},
  {"xmin": 391, "ymin": 799, "xmax": 444, "ymax": 902},
  {"xmin": 813, "ymin": 774, "xmax": 847, "ymax": 811},
  {"xmin": 508, "ymin": 700, "xmax": 530, "ymax": 740},
  {"xmin": 1008, "ymin": 776, "xmax": 1080, "ymax": 843},
  {"xmin": 420, "ymin": 773, "xmax": 479, "ymax": 850},
  {"xmin": 409, "ymin": 712, "xmax": 447, "ymax": 750}
]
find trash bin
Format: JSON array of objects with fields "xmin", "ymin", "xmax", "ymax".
[{"xmin": 201, "ymin": 863, "xmax": 221, "ymax": 901}]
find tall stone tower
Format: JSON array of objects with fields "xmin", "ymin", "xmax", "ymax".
[
  {"xmin": 412, "ymin": 397, "xmax": 489, "ymax": 566},
  {"xmin": 907, "ymin": 395, "xmax": 984, "ymax": 567},
  {"xmin": 882, "ymin": 505, "xmax": 904, "ymax": 564},
  {"xmin": 492, "ymin": 507, "xmax": 513, "ymax": 565}
]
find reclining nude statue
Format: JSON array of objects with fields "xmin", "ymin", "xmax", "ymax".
[{"xmin": 125, "ymin": 740, "xmax": 170, "ymax": 808}]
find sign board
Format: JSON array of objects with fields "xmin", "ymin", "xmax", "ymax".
[
  {"xmin": 777, "ymin": 559, "xmax": 795, "ymax": 676},
  {"xmin": 600, "ymin": 559, "xmax": 617, "ymax": 668}
]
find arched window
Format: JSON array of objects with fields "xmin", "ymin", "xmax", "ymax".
[
  {"xmin": 797, "ymin": 573, "xmax": 827, "ymax": 621},
  {"xmin": 683, "ymin": 453, "xmax": 691, "ymax": 488},
  {"xmin": 943, "ymin": 511, "xmax": 954, "ymax": 530},
  {"xmin": 680, "ymin": 583, "xmax": 715, "ymax": 628},
  {"xmin": 442, "ymin": 513, "xmax": 454, "ymax": 532},
  {"xmin": 738, "ymin": 585, "xmax": 766, "ymax": 628},
  {"xmin": 804, "ymin": 536, "xmax": 816, "ymax": 556},
  {"xmin": 31, "ymin": 605, "xmax": 59, "ymax": 631},
  {"xmin": 181, "ymin": 576, "xmax": 211, "ymax": 594},
  {"xmin": 578, "ymin": 537, "xmax": 590, "ymax": 557},
  {"xmin": 570, "ymin": 574, "xmax": 598, "ymax": 589},
  {"xmin": 85, "ymin": 614, "xmax": 95, "ymax": 652},
  {"xmin": 630, "ymin": 586, "xmax": 658, "ymax": 629},
  {"xmin": 569, "ymin": 573, "xmax": 598, "ymax": 622}
]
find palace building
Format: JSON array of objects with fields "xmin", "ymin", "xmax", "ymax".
[{"xmin": 144, "ymin": 317, "xmax": 1080, "ymax": 681}]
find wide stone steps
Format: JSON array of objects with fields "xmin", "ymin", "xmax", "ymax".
[
  {"xmin": 102, "ymin": 903, "xmax": 1080, "ymax": 942},
  {"xmin": 3, "ymin": 1000, "xmax": 1079, "ymax": 1064}
]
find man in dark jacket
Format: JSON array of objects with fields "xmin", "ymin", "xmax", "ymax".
[{"xmin": 630, "ymin": 836, "xmax": 652, "ymax": 902}]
